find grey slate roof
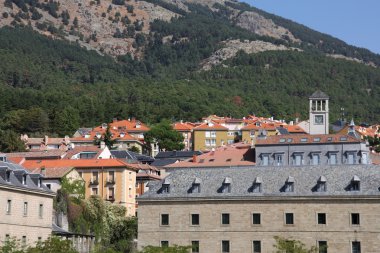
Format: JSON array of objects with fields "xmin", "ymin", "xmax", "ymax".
[
  {"xmin": 110, "ymin": 150, "xmax": 154, "ymax": 163},
  {"xmin": 276, "ymin": 127, "xmax": 289, "ymax": 135},
  {"xmin": 139, "ymin": 165, "xmax": 380, "ymax": 200},
  {"xmin": 0, "ymin": 161, "xmax": 53, "ymax": 194},
  {"xmin": 151, "ymin": 159, "xmax": 178, "ymax": 167},
  {"xmin": 155, "ymin": 151, "xmax": 202, "ymax": 159},
  {"xmin": 309, "ymin": 90, "xmax": 329, "ymax": 99}
]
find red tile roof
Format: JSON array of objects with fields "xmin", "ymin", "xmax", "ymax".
[
  {"xmin": 22, "ymin": 159, "xmax": 137, "ymax": 170},
  {"xmin": 165, "ymin": 142, "xmax": 255, "ymax": 168},
  {"xmin": 194, "ymin": 122, "xmax": 228, "ymax": 131},
  {"xmin": 282, "ymin": 125, "xmax": 307, "ymax": 133},
  {"xmin": 241, "ymin": 122, "xmax": 277, "ymax": 131},
  {"xmin": 255, "ymin": 134, "xmax": 360, "ymax": 145},
  {"xmin": 63, "ymin": 146, "xmax": 103, "ymax": 159},
  {"xmin": 173, "ymin": 122, "xmax": 194, "ymax": 131}
]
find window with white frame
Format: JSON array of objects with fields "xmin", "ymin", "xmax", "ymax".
[
  {"xmin": 205, "ymin": 131, "xmax": 211, "ymax": 138},
  {"xmin": 346, "ymin": 152, "xmax": 356, "ymax": 164},
  {"xmin": 311, "ymin": 153, "xmax": 321, "ymax": 165},
  {"xmin": 23, "ymin": 202, "xmax": 28, "ymax": 216},
  {"xmin": 261, "ymin": 154, "xmax": 270, "ymax": 166},
  {"xmin": 274, "ymin": 153, "xmax": 284, "ymax": 166},
  {"xmin": 210, "ymin": 131, "xmax": 216, "ymax": 137},
  {"xmin": 329, "ymin": 152, "xmax": 338, "ymax": 165},
  {"xmin": 250, "ymin": 130, "xmax": 255, "ymax": 137},
  {"xmin": 293, "ymin": 153, "xmax": 303, "ymax": 166}
]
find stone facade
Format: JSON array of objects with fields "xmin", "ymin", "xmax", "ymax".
[
  {"xmin": 0, "ymin": 162, "xmax": 55, "ymax": 247},
  {"xmin": 138, "ymin": 165, "xmax": 380, "ymax": 252}
]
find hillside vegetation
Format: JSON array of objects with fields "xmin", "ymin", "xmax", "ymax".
[{"xmin": 0, "ymin": 1, "xmax": 379, "ymax": 141}]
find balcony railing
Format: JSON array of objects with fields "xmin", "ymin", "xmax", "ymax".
[
  {"xmin": 89, "ymin": 180, "xmax": 99, "ymax": 185},
  {"xmin": 106, "ymin": 179, "xmax": 115, "ymax": 185}
]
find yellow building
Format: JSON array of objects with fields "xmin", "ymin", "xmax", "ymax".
[
  {"xmin": 241, "ymin": 122, "xmax": 278, "ymax": 144},
  {"xmin": 23, "ymin": 159, "xmax": 137, "ymax": 216},
  {"xmin": 192, "ymin": 122, "xmax": 228, "ymax": 151}
]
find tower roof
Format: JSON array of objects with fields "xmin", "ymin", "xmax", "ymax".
[{"xmin": 309, "ymin": 90, "xmax": 329, "ymax": 99}]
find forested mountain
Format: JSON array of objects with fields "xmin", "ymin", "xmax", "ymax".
[{"xmin": 0, "ymin": 0, "xmax": 380, "ymax": 141}]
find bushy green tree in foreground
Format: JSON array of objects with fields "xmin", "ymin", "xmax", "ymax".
[
  {"xmin": 273, "ymin": 236, "xmax": 321, "ymax": 253},
  {"xmin": 139, "ymin": 245, "xmax": 191, "ymax": 253}
]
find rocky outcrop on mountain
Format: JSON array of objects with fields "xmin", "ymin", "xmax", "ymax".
[
  {"xmin": 201, "ymin": 39, "xmax": 300, "ymax": 70},
  {"xmin": 236, "ymin": 11, "xmax": 300, "ymax": 43}
]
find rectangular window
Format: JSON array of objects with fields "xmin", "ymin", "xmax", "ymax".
[
  {"xmin": 6, "ymin": 200, "xmax": 11, "ymax": 214},
  {"xmin": 221, "ymin": 213, "xmax": 230, "ymax": 225},
  {"xmin": 285, "ymin": 182, "xmax": 294, "ymax": 192},
  {"xmin": 192, "ymin": 184, "xmax": 200, "ymax": 193},
  {"xmin": 108, "ymin": 171, "xmax": 115, "ymax": 182},
  {"xmin": 161, "ymin": 241, "xmax": 169, "ymax": 248},
  {"xmin": 312, "ymin": 154, "xmax": 320, "ymax": 165},
  {"xmin": 318, "ymin": 241, "xmax": 327, "ymax": 253},
  {"xmin": 252, "ymin": 213, "xmax": 261, "ymax": 225},
  {"xmin": 347, "ymin": 153, "xmax": 355, "ymax": 164},
  {"xmin": 275, "ymin": 154, "xmax": 283, "ymax": 166},
  {"xmin": 253, "ymin": 241, "xmax": 261, "ymax": 253},
  {"xmin": 317, "ymin": 182, "xmax": 327, "ymax": 192},
  {"xmin": 210, "ymin": 131, "xmax": 216, "ymax": 138},
  {"xmin": 39, "ymin": 204, "xmax": 43, "ymax": 218},
  {"xmin": 317, "ymin": 213, "xmax": 326, "ymax": 225},
  {"xmin": 91, "ymin": 188, "xmax": 98, "ymax": 195},
  {"xmin": 192, "ymin": 241, "xmax": 199, "ymax": 253},
  {"xmin": 329, "ymin": 153, "xmax": 337, "ymax": 165},
  {"xmin": 221, "ymin": 184, "xmax": 231, "ymax": 193},
  {"xmin": 22, "ymin": 236, "xmax": 26, "ymax": 246},
  {"xmin": 109, "ymin": 187, "xmax": 115, "ymax": 200},
  {"xmin": 361, "ymin": 153, "xmax": 368, "ymax": 164},
  {"xmin": 78, "ymin": 172, "xmax": 83, "ymax": 178},
  {"xmin": 294, "ymin": 154, "xmax": 302, "ymax": 166},
  {"xmin": 162, "ymin": 185, "xmax": 170, "ymax": 193},
  {"xmin": 351, "ymin": 213, "xmax": 360, "ymax": 225},
  {"xmin": 210, "ymin": 139, "xmax": 216, "ymax": 146},
  {"xmin": 205, "ymin": 131, "xmax": 210, "ymax": 138},
  {"xmin": 262, "ymin": 155, "xmax": 269, "ymax": 166},
  {"xmin": 205, "ymin": 139, "xmax": 211, "ymax": 147},
  {"xmin": 23, "ymin": 202, "xmax": 28, "ymax": 216},
  {"xmin": 250, "ymin": 130, "xmax": 255, "ymax": 137},
  {"xmin": 352, "ymin": 241, "xmax": 360, "ymax": 253},
  {"xmin": 129, "ymin": 172, "xmax": 132, "ymax": 181},
  {"xmin": 5, "ymin": 234, "xmax": 10, "ymax": 242},
  {"xmin": 285, "ymin": 213, "xmax": 294, "ymax": 225},
  {"xmin": 92, "ymin": 171, "xmax": 98, "ymax": 182},
  {"xmin": 222, "ymin": 240, "xmax": 230, "ymax": 253},
  {"xmin": 191, "ymin": 214, "xmax": 200, "ymax": 226},
  {"xmin": 161, "ymin": 214, "xmax": 169, "ymax": 226}
]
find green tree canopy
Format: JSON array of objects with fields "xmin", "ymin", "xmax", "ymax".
[
  {"xmin": 273, "ymin": 236, "xmax": 320, "ymax": 253},
  {"xmin": 144, "ymin": 120, "xmax": 184, "ymax": 152},
  {"xmin": 139, "ymin": 245, "xmax": 190, "ymax": 253}
]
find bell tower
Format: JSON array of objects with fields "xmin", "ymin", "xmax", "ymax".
[{"xmin": 309, "ymin": 91, "xmax": 329, "ymax": 135}]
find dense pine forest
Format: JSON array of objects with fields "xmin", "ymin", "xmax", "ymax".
[{"xmin": 0, "ymin": 2, "xmax": 380, "ymax": 140}]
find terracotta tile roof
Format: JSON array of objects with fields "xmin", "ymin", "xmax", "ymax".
[
  {"xmin": 255, "ymin": 134, "xmax": 360, "ymax": 145},
  {"xmin": 70, "ymin": 128, "xmax": 140, "ymax": 142},
  {"xmin": 110, "ymin": 119, "xmax": 150, "ymax": 132},
  {"xmin": 194, "ymin": 122, "xmax": 228, "ymax": 131},
  {"xmin": 173, "ymin": 122, "xmax": 194, "ymax": 131},
  {"xmin": 355, "ymin": 126, "xmax": 379, "ymax": 138},
  {"xmin": 63, "ymin": 146, "xmax": 103, "ymax": 159},
  {"xmin": 22, "ymin": 159, "xmax": 137, "ymax": 170},
  {"xmin": 6, "ymin": 150, "xmax": 66, "ymax": 159},
  {"xmin": 283, "ymin": 125, "xmax": 307, "ymax": 133},
  {"xmin": 165, "ymin": 143, "xmax": 255, "ymax": 168},
  {"xmin": 29, "ymin": 167, "xmax": 74, "ymax": 179},
  {"xmin": 7, "ymin": 157, "xmax": 25, "ymax": 165},
  {"xmin": 241, "ymin": 122, "xmax": 277, "ymax": 131}
]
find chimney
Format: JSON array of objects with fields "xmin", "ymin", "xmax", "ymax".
[
  {"xmin": 64, "ymin": 135, "xmax": 70, "ymax": 144},
  {"xmin": 290, "ymin": 121, "xmax": 294, "ymax": 125},
  {"xmin": 44, "ymin": 135, "xmax": 49, "ymax": 144},
  {"xmin": 41, "ymin": 167, "xmax": 46, "ymax": 176},
  {"xmin": 295, "ymin": 117, "xmax": 299, "ymax": 124},
  {"xmin": 192, "ymin": 155, "xmax": 197, "ymax": 163}
]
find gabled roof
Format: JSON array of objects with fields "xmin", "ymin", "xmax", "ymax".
[
  {"xmin": 64, "ymin": 146, "xmax": 104, "ymax": 159},
  {"xmin": 309, "ymin": 90, "xmax": 329, "ymax": 99},
  {"xmin": 21, "ymin": 159, "xmax": 137, "ymax": 171},
  {"xmin": 5, "ymin": 150, "xmax": 66, "ymax": 159},
  {"xmin": 29, "ymin": 167, "xmax": 75, "ymax": 179},
  {"xmin": 193, "ymin": 122, "xmax": 228, "ymax": 130},
  {"xmin": 241, "ymin": 122, "xmax": 277, "ymax": 131},
  {"xmin": 172, "ymin": 122, "xmax": 195, "ymax": 131}
]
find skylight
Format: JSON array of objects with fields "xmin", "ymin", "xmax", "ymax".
[
  {"xmin": 300, "ymin": 138, "xmax": 308, "ymax": 142},
  {"xmin": 313, "ymin": 137, "xmax": 321, "ymax": 142},
  {"xmin": 279, "ymin": 138, "xmax": 286, "ymax": 143},
  {"xmin": 340, "ymin": 137, "xmax": 348, "ymax": 141}
]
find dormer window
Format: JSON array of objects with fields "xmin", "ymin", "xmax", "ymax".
[
  {"xmin": 284, "ymin": 176, "xmax": 294, "ymax": 192},
  {"xmin": 22, "ymin": 174, "xmax": 27, "ymax": 185},
  {"xmin": 161, "ymin": 178, "xmax": 171, "ymax": 194},
  {"xmin": 221, "ymin": 177, "xmax": 231, "ymax": 193},
  {"xmin": 350, "ymin": 175, "xmax": 360, "ymax": 191},
  {"xmin": 251, "ymin": 177, "xmax": 262, "ymax": 193},
  {"xmin": 191, "ymin": 178, "xmax": 201, "ymax": 194},
  {"xmin": 316, "ymin": 176, "xmax": 327, "ymax": 192}
]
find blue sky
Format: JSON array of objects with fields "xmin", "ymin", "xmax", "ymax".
[{"xmin": 241, "ymin": 0, "xmax": 380, "ymax": 54}]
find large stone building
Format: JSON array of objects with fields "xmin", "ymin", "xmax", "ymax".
[
  {"xmin": 0, "ymin": 161, "xmax": 55, "ymax": 246},
  {"xmin": 138, "ymin": 165, "xmax": 380, "ymax": 253}
]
